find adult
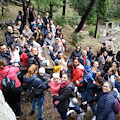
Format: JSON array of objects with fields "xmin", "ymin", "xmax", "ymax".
[
  {"xmin": 27, "ymin": 5, "xmax": 37, "ymax": 29},
  {"xmin": 101, "ymin": 51, "xmax": 108, "ymax": 68},
  {"xmin": 43, "ymin": 13, "xmax": 50, "ymax": 25},
  {"xmin": 53, "ymin": 38, "xmax": 62, "ymax": 55},
  {"xmin": 36, "ymin": 33, "xmax": 44, "ymax": 47},
  {"xmin": 5, "ymin": 26, "xmax": 15, "ymax": 46},
  {"xmin": 71, "ymin": 45, "xmax": 82, "ymax": 61},
  {"xmin": 0, "ymin": 58, "xmax": 23, "ymax": 118},
  {"xmin": 14, "ymin": 11, "xmax": 23, "ymax": 23},
  {"xmin": 116, "ymin": 50, "xmax": 120, "ymax": 63},
  {"xmin": 27, "ymin": 47, "xmax": 40, "ymax": 68},
  {"xmin": 16, "ymin": 20, "xmax": 23, "ymax": 34},
  {"xmin": 86, "ymin": 46, "xmax": 93, "ymax": 61},
  {"xmin": 78, "ymin": 50, "xmax": 88, "ymax": 66},
  {"xmin": 72, "ymin": 59, "xmax": 84, "ymax": 92},
  {"xmin": 53, "ymin": 74, "xmax": 74, "ymax": 120},
  {"xmin": 96, "ymin": 81, "xmax": 116, "ymax": 120},
  {"xmin": 0, "ymin": 43, "xmax": 11, "ymax": 65},
  {"xmin": 22, "ymin": 25, "xmax": 33, "ymax": 41},
  {"xmin": 106, "ymin": 45, "xmax": 113, "ymax": 57},
  {"xmin": 43, "ymin": 32, "xmax": 55, "ymax": 47},
  {"xmin": 24, "ymin": 64, "xmax": 47, "ymax": 120},
  {"xmin": 50, "ymin": 20, "xmax": 56, "ymax": 37}
]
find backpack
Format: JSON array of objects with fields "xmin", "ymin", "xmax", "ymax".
[
  {"xmin": 106, "ymin": 94, "xmax": 120, "ymax": 114},
  {"xmin": 0, "ymin": 68, "xmax": 16, "ymax": 93}
]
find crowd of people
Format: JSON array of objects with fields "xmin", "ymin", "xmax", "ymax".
[{"xmin": 0, "ymin": 4, "xmax": 120, "ymax": 120}]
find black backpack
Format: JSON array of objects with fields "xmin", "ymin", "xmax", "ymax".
[{"xmin": 0, "ymin": 68, "xmax": 16, "ymax": 93}]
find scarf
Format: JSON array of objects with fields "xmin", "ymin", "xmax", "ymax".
[{"xmin": 60, "ymin": 80, "xmax": 70, "ymax": 89}]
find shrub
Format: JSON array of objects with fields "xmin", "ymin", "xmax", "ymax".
[
  {"xmin": 53, "ymin": 14, "xmax": 67, "ymax": 26},
  {"xmin": 89, "ymin": 26, "xmax": 95, "ymax": 36}
]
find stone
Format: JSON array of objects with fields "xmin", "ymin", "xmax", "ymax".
[{"xmin": 0, "ymin": 90, "xmax": 16, "ymax": 120}]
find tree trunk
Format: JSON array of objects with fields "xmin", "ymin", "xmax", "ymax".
[
  {"xmin": 94, "ymin": 16, "xmax": 99, "ymax": 38},
  {"xmin": 49, "ymin": 1, "xmax": 53, "ymax": 18},
  {"xmin": 1, "ymin": 0, "xmax": 4, "ymax": 16},
  {"xmin": 74, "ymin": 0, "xmax": 96, "ymax": 33},
  {"xmin": 21, "ymin": 0, "xmax": 31, "ymax": 27},
  {"xmin": 62, "ymin": 0, "xmax": 66, "ymax": 16}
]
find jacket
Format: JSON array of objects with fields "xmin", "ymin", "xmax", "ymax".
[
  {"xmin": 43, "ymin": 37, "xmax": 55, "ymax": 47},
  {"xmin": 0, "ymin": 51, "xmax": 11, "ymax": 65},
  {"xmin": 20, "ymin": 53, "xmax": 28, "ymax": 66},
  {"xmin": 53, "ymin": 82, "xmax": 74, "ymax": 112},
  {"xmin": 53, "ymin": 43, "xmax": 62, "ymax": 55},
  {"xmin": 27, "ymin": 52, "xmax": 40, "ymax": 68},
  {"xmin": 53, "ymin": 62, "xmax": 61, "ymax": 73},
  {"xmin": 0, "ymin": 66, "xmax": 21, "ymax": 90},
  {"xmin": 72, "ymin": 64, "xmax": 84, "ymax": 86},
  {"xmin": 79, "ymin": 55, "xmax": 88, "ymax": 66},
  {"xmin": 23, "ymin": 74, "xmax": 46, "ymax": 90},
  {"xmin": 71, "ymin": 50, "xmax": 82, "ymax": 60},
  {"xmin": 26, "ymin": 8, "xmax": 37, "ymax": 20},
  {"xmin": 50, "ymin": 79, "xmax": 60, "ymax": 95},
  {"xmin": 96, "ymin": 91, "xmax": 116, "ymax": 120}
]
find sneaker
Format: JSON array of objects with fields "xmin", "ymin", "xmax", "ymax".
[
  {"xmin": 38, "ymin": 118, "xmax": 45, "ymax": 120},
  {"xmin": 16, "ymin": 112, "xmax": 24, "ymax": 118},
  {"xmin": 29, "ymin": 110, "xmax": 35, "ymax": 116},
  {"xmin": 91, "ymin": 116, "xmax": 96, "ymax": 120}
]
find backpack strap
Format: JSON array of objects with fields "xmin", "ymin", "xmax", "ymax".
[{"xmin": 0, "ymin": 68, "xmax": 11, "ymax": 78}]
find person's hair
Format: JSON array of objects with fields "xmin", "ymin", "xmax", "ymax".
[
  {"xmin": 0, "ymin": 43, "xmax": 5, "ymax": 47},
  {"xmin": 19, "ymin": 11, "xmax": 22, "ymax": 15},
  {"xmin": 96, "ymin": 51, "xmax": 101, "ymax": 58},
  {"xmin": 26, "ymin": 64, "xmax": 37, "ymax": 78},
  {"xmin": 59, "ymin": 33, "xmax": 64, "ymax": 39},
  {"xmin": 95, "ymin": 76, "xmax": 105, "ymax": 86},
  {"xmin": 29, "ymin": 5, "xmax": 34, "ymax": 10},
  {"xmin": 87, "ymin": 46, "xmax": 91, "ymax": 50},
  {"xmin": 67, "ymin": 111, "xmax": 77, "ymax": 120},
  {"xmin": 30, "ymin": 47, "xmax": 38, "ymax": 55},
  {"xmin": 99, "ymin": 70, "xmax": 105, "ymax": 77},
  {"xmin": 109, "ymin": 67, "xmax": 116, "ymax": 75},
  {"xmin": 67, "ymin": 62, "xmax": 72, "ymax": 68},
  {"xmin": 103, "ymin": 81, "xmax": 114, "ymax": 91},
  {"xmin": 30, "ymin": 36, "xmax": 35, "ymax": 41},
  {"xmin": 74, "ymin": 58, "xmax": 80, "ymax": 62},
  {"xmin": 0, "ymin": 58, "xmax": 7, "ymax": 69},
  {"xmin": 10, "ymin": 44, "xmax": 16, "ymax": 51},
  {"xmin": 58, "ymin": 51, "xmax": 62, "ymax": 54},
  {"xmin": 76, "ymin": 45, "xmax": 81, "ymax": 50},
  {"xmin": 39, "ymin": 33, "xmax": 43, "ymax": 38}
]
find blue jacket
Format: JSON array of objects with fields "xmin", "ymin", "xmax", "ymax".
[
  {"xmin": 0, "ymin": 50, "xmax": 11, "ymax": 65},
  {"xmin": 23, "ymin": 74, "xmax": 47, "ymax": 90},
  {"xmin": 96, "ymin": 91, "xmax": 117, "ymax": 120}
]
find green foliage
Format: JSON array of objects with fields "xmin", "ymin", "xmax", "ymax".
[
  {"xmin": 53, "ymin": 14, "xmax": 67, "ymax": 26},
  {"xmin": 67, "ymin": 12, "xmax": 79, "ymax": 27},
  {"xmin": 72, "ymin": 33, "xmax": 84, "ymax": 45},
  {"xmin": 88, "ymin": 26, "xmax": 95, "ymax": 36},
  {"xmin": 97, "ymin": 32, "xmax": 100, "ymax": 39}
]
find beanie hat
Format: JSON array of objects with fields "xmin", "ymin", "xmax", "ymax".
[
  {"xmin": 53, "ymin": 73, "xmax": 60, "ymax": 79},
  {"xmin": 39, "ymin": 67, "xmax": 45, "ymax": 74},
  {"xmin": 86, "ymin": 59, "xmax": 90, "ymax": 64},
  {"xmin": 54, "ymin": 59, "xmax": 59, "ymax": 66},
  {"xmin": 56, "ymin": 37, "xmax": 60, "ymax": 41},
  {"xmin": 69, "ymin": 97, "xmax": 78, "ymax": 107}
]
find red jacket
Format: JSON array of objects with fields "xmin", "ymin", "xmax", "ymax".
[
  {"xmin": 20, "ymin": 53, "xmax": 28, "ymax": 66},
  {"xmin": 0, "ymin": 66, "xmax": 21, "ymax": 90},
  {"xmin": 72, "ymin": 64, "xmax": 84, "ymax": 86}
]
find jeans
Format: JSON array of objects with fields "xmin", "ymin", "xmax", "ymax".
[
  {"xmin": 32, "ymin": 98, "xmax": 43, "ymax": 119},
  {"xmin": 58, "ymin": 110, "xmax": 67, "ymax": 120},
  {"xmin": 81, "ymin": 91, "xmax": 96, "ymax": 115}
]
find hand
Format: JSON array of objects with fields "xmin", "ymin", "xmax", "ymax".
[
  {"xmin": 76, "ymin": 57, "xmax": 78, "ymax": 59},
  {"xmin": 76, "ymin": 80, "xmax": 79, "ymax": 84},
  {"xmin": 82, "ymin": 101, "xmax": 87, "ymax": 105},
  {"xmin": 10, "ymin": 60, "xmax": 13, "ymax": 63},
  {"xmin": 14, "ymin": 63, "xmax": 20, "ymax": 67},
  {"xmin": 93, "ymin": 81, "xmax": 96, "ymax": 84}
]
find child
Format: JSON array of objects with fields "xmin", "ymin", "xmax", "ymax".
[
  {"xmin": 84, "ymin": 59, "xmax": 91, "ymax": 72},
  {"xmin": 49, "ymin": 46, "xmax": 56, "ymax": 61},
  {"xmin": 68, "ymin": 97, "xmax": 82, "ymax": 120},
  {"xmin": 50, "ymin": 73, "xmax": 61, "ymax": 110},
  {"xmin": 13, "ymin": 25, "xmax": 20, "ymax": 38},
  {"xmin": 52, "ymin": 59, "xmax": 62, "ymax": 74},
  {"xmin": 10, "ymin": 44, "xmax": 20, "ymax": 64},
  {"xmin": 31, "ymin": 20, "xmax": 37, "ymax": 32}
]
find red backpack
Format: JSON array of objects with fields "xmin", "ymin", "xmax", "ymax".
[
  {"xmin": 20, "ymin": 53, "xmax": 29, "ymax": 66},
  {"xmin": 106, "ymin": 94, "xmax": 120, "ymax": 114}
]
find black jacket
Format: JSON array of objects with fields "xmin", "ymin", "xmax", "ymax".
[
  {"xmin": 27, "ymin": 53, "xmax": 40, "ymax": 68},
  {"xmin": 53, "ymin": 82, "xmax": 74, "ymax": 112},
  {"xmin": 71, "ymin": 50, "xmax": 82, "ymax": 60},
  {"xmin": 116, "ymin": 51, "xmax": 120, "ymax": 62}
]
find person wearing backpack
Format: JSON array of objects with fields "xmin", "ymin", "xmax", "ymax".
[
  {"xmin": 0, "ymin": 58, "xmax": 23, "ymax": 118},
  {"xmin": 96, "ymin": 81, "xmax": 118, "ymax": 120},
  {"xmin": 23, "ymin": 64, "xmax": 47, "ymax": 120}
]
